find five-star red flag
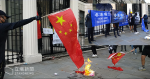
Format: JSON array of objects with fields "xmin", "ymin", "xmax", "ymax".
[
  {"xmin": 108, "ymin": 52, "xmax": 125, "ymax": 65},
  {"xmin": 37, "ymin": 12, "xmax": 42, "ymax": 39},
  {"xmin": 48, "ymin": 8, "xmax": 84, "ymax": 69}
]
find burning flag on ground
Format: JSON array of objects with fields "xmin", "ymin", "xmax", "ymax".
[
  {"xmin": 48, "ymin": 8, "xmax": 84, "ymax": 69},
  {"xmin": 75, "ymin": 58, "xmax": 95, "ymax": 76},
  {"xmin": 107, "ymin": 52, "xmax": 126, "ymax": 71}
]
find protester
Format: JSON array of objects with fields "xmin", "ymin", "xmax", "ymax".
[
  {"xmin": 0, "ymin": 10, "xmax": 41, "ymax": 79},
  {"xmin": 130, "ymin": 45, "xmax": 150, "ymax": 71},
  {"xmin": 85, "ymin": 10, "xmax": 95, "ymax": 44},
  {"xmin": 128, "ymin": 12, "xmax": 134, "ymax": 32},
  {"xmin": 108, "ymin": 45, "xmax": 118, "ymax": 54},
  {"xmin": 131, "ymin": 45, "xmax": 137, "ymax": 55},
  {"xmin": 105, "ymin": 24, "xmax": 111, "ymax": 38},
  {"xmin": 91, "ymin": 45, "xmax": 97, "ymax": 57},
  {"xmin": 133, "ymin": 13, "xmax": 140, "ymax": 34},
  {"xmin": 130, "ymin": 45, "xmax": 142, "ymax": 55},
  {"xmin": 142, "ymin": 14, "xmax": 148, "ymax": 29},
  {"xmin": 113, "ymin": 23, "xmax": 121, "ymax": 38}
]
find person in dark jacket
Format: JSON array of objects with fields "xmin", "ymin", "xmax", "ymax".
[
  {"xmin": 113, "ymin": 23, "xmax": 121, "ymax": 38},
  {"xmin": 85, "ymin": 10, "xmax": 95, "ymax": 44},
  {"xmin": 128, "ymin": 12, "xmax": 134, "ymax": 32},
  {"xmin": 0, "ymin": 10, "xmax": 41, "ymax": 79},
  {"xmin": 105, "ymin": 24, "xmax": 111, "ymax": 38},
  {"xmin": 130, "ymin": 45, "xmax": 150, "ymax": 71},
  {"xmin": 132, "ymin": 13, "xmax": 140, "ymax": 34},
  {"xmin": 142, "ymin": 14, "xmax": 148, "ymax": 29}
]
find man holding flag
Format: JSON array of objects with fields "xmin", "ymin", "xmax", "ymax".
[{"xmin": 0, "ymin": 10, "xmax": 41, "ymax": 79}]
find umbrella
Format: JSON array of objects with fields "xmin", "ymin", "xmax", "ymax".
[{"xmin": 96, "ymin": 3, "xmax": 112, "ymax": 11}]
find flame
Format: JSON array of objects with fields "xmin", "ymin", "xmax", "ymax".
[{"xmin": 84, "ymin": 58, "xmax": 95, "ymax": 76}]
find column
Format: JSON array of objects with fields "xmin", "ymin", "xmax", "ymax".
[
  {"xmin": 142, "ymin": 3, "xmax": 146, "ymax": 17},
  {"xmin": 127, "ymin": 3, "xmax": 132, "ymax": 15},
  {"xmin": 23, "ymin": 0, "xmax": 42, "ymax": 64},
  {"xmin": 0, "ymin": 0, "xmax": 6, "ymax": 12},
  {"xmin": 70, "ymin": 0, "xmax": 79, "ymax": 37}
]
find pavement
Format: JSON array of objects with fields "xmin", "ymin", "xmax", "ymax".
[
  {"xmin": 4, "ymin": 45, "xmax": 150, "ymax": 79},
  {"xmin": 84, "ymin": 25, "xmax": 150, "ymax": 45}
]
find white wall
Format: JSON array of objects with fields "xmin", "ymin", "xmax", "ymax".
[{"xmin": 0, "ymin": 0, "xmax": 6, "ymax": 12}]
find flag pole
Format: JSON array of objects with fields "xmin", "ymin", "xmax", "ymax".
[{"xmin": 41, "ymin": 8, "xmax": 70, "ymax": 18}]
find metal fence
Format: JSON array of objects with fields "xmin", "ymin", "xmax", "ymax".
[
  {"xmin": 5, "ymin": 0, "xmax": 23, "ymax": 64},
  {"xmin": 37, "ymin": 0, "xmax": 69, "ymax": 55},
  {"xmin": 84, "ymin": 25, "xmax": 114, "ymax": 37}
]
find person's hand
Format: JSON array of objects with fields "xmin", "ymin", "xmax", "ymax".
[
  {"xmin": 130, "ymin": 49, "xmax": 134, "ymax": 52},
  {"xmin": 35, "ymin": 16, "xmax": 41, "ymax": 20}
]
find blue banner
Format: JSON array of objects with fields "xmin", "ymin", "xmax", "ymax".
[
  {"xmin": 91, "ymin": 10, "xmax": 111, "ymax": 27},
  {"xmin": 142, "ymin": 19, "xmax": 149, "ymax": 32},
  {"xmin": 119, "ymin": 15, "xmax": 129, "ymax": 26},
  {"xmin": 111, "ymin": 10, "xmax": 126, "ymax": 23}
]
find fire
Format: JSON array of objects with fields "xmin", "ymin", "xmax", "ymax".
[{"xmin": 84, "ymin": 58, "xmax": 95, "ymax": 76}]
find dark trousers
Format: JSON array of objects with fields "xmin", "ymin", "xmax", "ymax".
[
  {"xmin": 91, "ymin": 45, "xmax": 97, "ymax": 55},
  {"xmin": 109, "ymin": 48, "xmax": 117, "ymax": 54},
  {"xmin": 38, "ymin": 38, "xmax": 42, "ymax": 51},
  {"xmin": 139, "ymin": 46, "xmax": 142, "ymax": 52},
  {"xmin": 134, "ymin": 24, "xmax": 137, "ymax": 32},
  {"xmin": 121, "ymin": 45, "xmax": 126, "ymax": 51},
  {"xmin": 119, "ymin": 26, "xmax": 124, "ymax": 31},
  {"xmin": 105, "ymin": 24, "xmax": 110, "ymax": 36},
  {"xmin": 0, "ymin": 62, "xmax": 5, "ymax": 79},
  {"xmin": 113, "ymin": 25, "xmax": 119, "ymax": 36},
  {"xmin": 144, "ymin": 22, "xmax": 148, "ymax": 29},
  {"xmin": 88, "ymin": 27, "xmax": 94, "ymax": 43}
]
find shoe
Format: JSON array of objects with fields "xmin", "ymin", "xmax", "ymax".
[
  {"xmin": 92, "ymin": 54, "xmax": 97, "ymax": 57},
  {"xmin": 114, "ymin": 36, "xmax": 117, "ymax": 38},
  {"xmin": 134, "ymin": 32, "xmax": 138, "ymax": 34},
  {"xmin": 122, "ymin": 31, "xmax": 125, "ymax": 33},
  {"xmin": 134, "ymin": 53, "xmax": 137, "ymax": 55},
  {"xmin": 138, "ymin": 67, "xmax": 146, "ymax": 71},
  {"xmin": 136, "ymin": 32, "xmax": 139, "ymax": 34}
]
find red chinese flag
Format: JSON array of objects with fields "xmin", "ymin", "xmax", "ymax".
[
  {"xmin": 37, "ymin": 12, "xmax": 42, "ymax": 39},
  {"xmin": 108, "ymin": 52, "xmax": 125, "ymax": 65},
  {"xmin": 48, "ymin": 8, "xmax": 84, "ymax": 69}
]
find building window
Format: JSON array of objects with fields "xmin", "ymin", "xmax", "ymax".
[
  {"xmin": 116, "ymin": 3, "xmax": 127, "ymax": 14},
  {"xmin": 148, "ymin": 5, "xmax": 150, "ymax": 17}
]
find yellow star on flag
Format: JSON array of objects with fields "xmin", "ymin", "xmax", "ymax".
[
  {"xmin": 64, "ymin": 32, "xmax": 67, "ymax": 35},
  {"xmin": 39, "ymin": 20, "xmax": 41, "ymax": 24},
  {"xmin": 69, "ymin": 29, "xmax": 72, "ymax": 32},
  {"xmin": 56, "ymin": 16, "xmax": 66, "ymax": 26},
  {"xmin": 117, "ymin": 53, "xmax": 122, "ymax": 56},
  {"xmin": 70, "ymin": 24, "xmax": 72, "ymax": 27},
  {"xmin": 59, "ymin": 30, "xmax": 62, "ymax": 34}
]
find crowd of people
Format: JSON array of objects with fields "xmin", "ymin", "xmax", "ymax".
[{"xmin": 85, "ymin": 10, "xmax": 149, "ymax": 44}]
